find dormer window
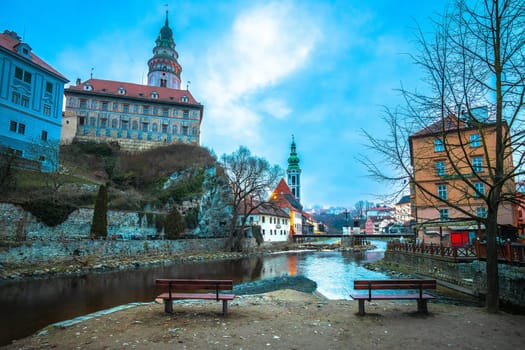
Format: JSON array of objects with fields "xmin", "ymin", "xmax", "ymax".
[
  {"xmin": 15, "ymin": 43, "xmax": 32, "ymax": 58},
  {"xmin": 151, "ymin": 91, "xmax": 159, "ymax": 99},
  {"xmin": 181, "ymin": 95, "xmax": 188, "ymax": 103},
  {"xmin": 83, "ymin": 83, "xmax": 93, "ymax": 91},
  {"xmin": 118, "ymin": 86, "xmax": 126, "ymax": 95}
]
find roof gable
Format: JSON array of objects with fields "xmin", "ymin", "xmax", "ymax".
[
  {"xmin": 65, "ymin": 78, "xmax": 202, "ymax": 106},
  {"xmin": 0, "ymin": 31, "xmax": 68, "ymax": 82}
]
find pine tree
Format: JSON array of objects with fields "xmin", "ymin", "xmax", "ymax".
[{"xmin": 91, "ymin": 184, "xmax": 108, "ymax": 239}]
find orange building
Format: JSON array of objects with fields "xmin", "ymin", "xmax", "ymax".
[{"xmin": 409, "ymin": 114, "xmax": 516, "ymax": 246}]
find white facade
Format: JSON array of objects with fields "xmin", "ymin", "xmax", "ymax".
[{"xmin": 248, "ymin": 212, "xmax": 290, "ymax": 243}]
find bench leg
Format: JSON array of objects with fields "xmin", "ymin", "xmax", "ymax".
[
  {"xmin": 164, "ymin": 299, "xmax": 173, "ymax": 314},
  {"xmin": 358, "ymin": 300, "xmax": 365, "ymax": 316},
  {"xmin": 417, "ymin": 300, "xmax": 428, "ymax": 314},
  {"xmin": 222, "ymin": 300, "xmax": 228, "ymax": 315}
]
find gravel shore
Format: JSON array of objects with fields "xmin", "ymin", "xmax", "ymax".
[{"xmin": 3, "ymin": 286, "xmax": 524, "ymax": 350}]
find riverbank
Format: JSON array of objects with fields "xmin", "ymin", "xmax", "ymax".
[
  {"xmin": 3, "ymin": 289, "xmax": 523, "ymax": 350},
  {"xmin": 0, "ymin": 245, "xmax": 284, "ymax": 283}
]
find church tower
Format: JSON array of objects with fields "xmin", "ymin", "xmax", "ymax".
[
  {"xmin": 287, "ymin": 135, "xmax": 301, "ymax": 202},
  {"xmin": 147, "ymin": 10, "xmax": 182, "ymax": 89}
]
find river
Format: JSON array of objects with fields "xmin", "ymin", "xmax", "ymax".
[{"xmin": 1, "ymin": 241, "xmax": 389, "ymax": 346}]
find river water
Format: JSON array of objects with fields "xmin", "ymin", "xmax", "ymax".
[{"xmin": 1, "ymin": 241, "xmax": 389, "ymax": 346}]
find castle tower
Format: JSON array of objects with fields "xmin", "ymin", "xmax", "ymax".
[
  {"xmin": 147, "ymin": 10, "xmax": 182, "ymax": 89},
  {"xmin": 287, "ymin": 135, "xmax": 301, "ymax": 202}
]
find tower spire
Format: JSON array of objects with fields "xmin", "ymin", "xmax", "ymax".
[
  {"xmin": 287, "ymin": 135, "xmax": 302, "ymax": 202},
  {"xmin": 147, "ymin": 10, "xmax": 182, "ymax": 89}
]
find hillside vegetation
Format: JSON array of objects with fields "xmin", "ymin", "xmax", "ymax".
[{"xmin": 1, "ymin": 141, "xmax": 218, "ymax": 215}]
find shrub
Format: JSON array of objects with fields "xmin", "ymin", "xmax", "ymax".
[
  {"xmin": 164, "ymin": 209, "xmax": 184, "ymax": 239},
  {"xmin": 21, "ymin": 200, "xmax": 76, "ymax": 227}
]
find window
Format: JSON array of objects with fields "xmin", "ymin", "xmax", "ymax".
[
  {"xmin": 15, "ymin": 67, "xmax": 23, "ymax": 80},
  {"xmin": 262, "ymin": 216, "xmax": 265, "ymax": 223},
  {"xmin": 172, "ymin": 125, "xmax": 177, "ymax": 135},
  {"xmin": 152, "ymin": 123, "xmax": 158, "ymax": 132},
  {"xmin": 23, "ymin": 71, "xmax": 32, "ymax": 84},
  {"xmin": 123, "ymin": 104, "xmax": 129, "ymax": 113},
  {"xmin": 181, "ymin": 95, "xmax": 188, "ymax": 102},
  {"xmin": 472, "ymin": 156, "xmax": 483, "ymax": 172},
  {"xmin": 41, "ymin": 130, "xmax": 48, "ymax": 141},
  {"xmin": 474, "ymin": 182, "xmax": 485, "ymax": 197},
  {"xmin": 102, "ymin": 102, "xmax": 109, "ymax": 111},
  {"xmin": 436, "ymin": 161, "xmax": 446, "ymax": 176},
  {"xmin": 437, "ymin": 184, "xmax": 448, "ymax": 200},
  {"xmin": 80, "ymin": 99, "xmax": 87, "ymax": 109},
  {"xmin": 143, "ymin": 106, "xmax": 150, "ymax": 115},
  {"xmin": 434, "ymin": 139, "xmax": 444, "ymax": 152},
  {"xmin": 160, "ymin": 79, "xmax": 167, "ymax": 87},
  {"xmin": 132, "ymin": 121, "xmax": 138, "ymax": 130},
  {"xmin": 122, "ymin": 120, "xmax": 128, "ymax": 130},
  {"xmin": 182, "ymin": 126, "xmax": 188, "ymax": 135},
  {"xmin": 10, "ymin": 121, "xmax": 17, "ymax": 132},
  {"xmin": 111, "ymin": 119, "xmax": 118, "ymax": 128},
  {"xmin": 118, "ymin": 87, "xmax": 126, "ymax": 95},
  {"xmin": 476, "ymin": 207, "xmax": 487, "ymax": 218},
  {"xmin": 142, "ymin": 122, "xmax": 148, "ymax": 132},
  {"xmin": 439, "ymin": 208, "xmax": 449, "ymax": 221},
  {"xmin": 183, "ymin": 110, "xmax": 189, "ymax": 119},
  {"xmin": 21, "ymin": 95, "xmax": 29, "ymax": 107},
  {"xmin": 18, "ymin": 123, "xmax": 25, "ymax": 135},
  {"xmin": 100, "ymin": 119, "xmax": 107, "ymax": 128},
  {"xmin": 162, "ymin": 124, "xmax": 168, "ymax": 133},
  {"xmin": 151, "ymin": 92, "xmax": 158, "ymax": 99},
  {"xmin": 11, "ymin": 92, "xmax": 20, "ymax": 104},
  {"xmin": 45, "ymin": 82, "xmax": 53, "ymax": 93},
  {"xmin": 470, "ymin": 134, "xmax": 481, "ymax": 147},
  {"xmin": 133, "ymin": 105, "xmax": 138, "ymax": 113},
  {"xmin": 43, "ymin": 105, "xmax": 51, "ymax": 116},
  {"xmin": 163, "ymin": 108, "xmax": 169, "ymax": 117}
]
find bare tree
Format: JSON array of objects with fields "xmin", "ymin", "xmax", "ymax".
[
  {"xmin": 361, "ymin": 0, "xmax": 525, "ymax": 313},
  {"xmin": 220, "ymin": 146, "xmax": 283, "ymax": 252}
]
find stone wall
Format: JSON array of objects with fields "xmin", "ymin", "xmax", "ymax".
[
  {"xmin": 0, "ymin": 203, "xmax": 158, "ymax": 241},
  {"xmin": 383, "ymin": 250, "xmax": 525, "ymax": 307},
  {"xmin": 0, "ymin": 238, "xmax": 228, "ymax": 266}
]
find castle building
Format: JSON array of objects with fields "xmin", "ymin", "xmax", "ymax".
[
  {"xmin": 286, "ymin": 135, "xmax": 301, "ymax": 202},
  {"xmin": 0, "ymin": 30, "xmax": 68, "ymax": 171},
  {"xmin": 63, "ymin": 11, "xmax": 203, "ymax": 152}
]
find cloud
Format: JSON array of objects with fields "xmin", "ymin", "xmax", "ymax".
[{"xmin": 195, "ymin": 1, "xmax": 321, "ymax": 154}]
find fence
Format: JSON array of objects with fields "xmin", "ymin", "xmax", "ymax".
[{"xmin": 387, "ymin": 241, "xmax": 525, "ymax": 265}]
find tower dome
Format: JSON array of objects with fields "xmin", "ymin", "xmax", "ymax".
[{"xmin": 147, "ymin": 10, "xmax": 182, "ymax": 89}]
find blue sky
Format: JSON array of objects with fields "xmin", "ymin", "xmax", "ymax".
[{"xmin": 2, "ymin": 0, "xmax": 448, "ymax": 209}]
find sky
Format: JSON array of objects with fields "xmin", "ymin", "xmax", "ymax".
[{"xmin": 2, "ymin": 0, "xmax": 449, "ymax": 209}]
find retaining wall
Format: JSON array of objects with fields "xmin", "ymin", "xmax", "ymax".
[{"xmin": 383, "ymin": 250, "xmax": 525, "ymax": 307}]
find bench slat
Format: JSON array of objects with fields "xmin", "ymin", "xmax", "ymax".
[
  {"xmin": 157, "ymin": 292, "xmax": 235, "ymax": 300},
  {"xmin": 349, "ymin": 293, "xmax": 435, "ymax": 300}
]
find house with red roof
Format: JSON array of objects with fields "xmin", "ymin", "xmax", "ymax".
[
  {"xmin": 0, "ymin": 30, "xmax": 68, "ymax": 171},
  {"xmin": 270, "ymin": 178, "xmax": 304, "ymax": 235},
  {"xmin": 62, "ymin": 11, "xmax": 203, "ymax": 152}
]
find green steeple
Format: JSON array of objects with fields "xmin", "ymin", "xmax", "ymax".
[
  {"xmin": 287, "ymin": 135, "xmax": 301, "ymax": 171},
  {"xmin": 157, "ymin": 10, "xmax": 175, "ymax": 49}
]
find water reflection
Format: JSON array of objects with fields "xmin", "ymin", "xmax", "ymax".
[{"xmin": 1, "ymin": 241, "xmax": 387, "ymax": 346}]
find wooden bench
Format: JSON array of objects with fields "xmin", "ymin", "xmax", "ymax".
[
  {"xmin": 155, "ymin": 279, "xmax": 235, "ymax": 315},
  {"xmin": 349, "ymin": 279, "xmax": 437, "ymax": 316}
]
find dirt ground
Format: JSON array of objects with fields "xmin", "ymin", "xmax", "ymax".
[{"xmin": 3, "ymin": 290, "xmax": 524, "ymax": 350}]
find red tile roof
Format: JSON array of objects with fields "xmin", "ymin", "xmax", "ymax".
[
  {"xmin": 410, "ymin": 114, "xmax": 466, "ymax": 138},
  {"xmin": 66, "ymin": 78, "xmax": 202, "ymax": 106},
  {"xmin": 272, "ymin": 178, "xmax": 293, "ymax": 196},
  {"xmin": 0, "ymin": 31, "xmax": 68, "ymax": 81}
]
